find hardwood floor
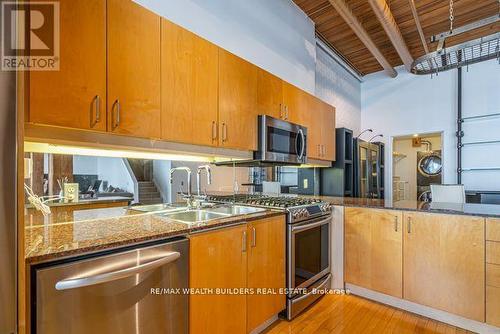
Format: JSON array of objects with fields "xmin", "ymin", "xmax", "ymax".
[{"xmin": 264, "ymin": 294, "xmax": 475, "ymax": 334}]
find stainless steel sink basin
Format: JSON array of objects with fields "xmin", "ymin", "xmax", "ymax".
[
  {"xmin": 128, "ymin": 203, "xmax": 187, "ymax": 213},
  {"xmin": 207, "ymin": 205, "xmax": 266, "ymax": 215},
  {"xmin": 161, "ymin": 210, "xmax": 229, "ymax": 223}
]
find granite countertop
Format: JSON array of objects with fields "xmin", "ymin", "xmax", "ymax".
[
  {"xmin": 315, "ymin": 196, "xmax": 500, "ymax": 218},
  {"xmin": 25, "ymin": 196, "xmax": 132, "ymax": 209},
  {"xmin": 206, "ymin": 192, "xmax": 500, "ymax": 218},
  {"xmin": 25, "ymin": 206, "xmax": 284, "ymax": 264}
]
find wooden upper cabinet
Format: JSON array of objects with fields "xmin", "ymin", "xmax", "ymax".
[
  {"xmin": 345, "ymin": 207, "xmax": 403, "ymax": 298},
  {"xmin": 161, "ymin": 19, "xmax": 218, "ymax": 146},
  {"xmin": 321, "ymin": 102, "xmax": 336, "ymax": 161},
  {"xmin": 403, "ymin": 212, "xmax": 485, "ymax": 322},
  {"xmin": 190, "ymin": 225, "xmax": 247, "ymax": 334},
  {"xmin": 107, "ymin": 0, "xmax": 161, "ymax": 138},
  {"xmin": 218, "ymin": 49, "xmax": 258, "ymax": 151},
  {"xmin": 29, "ymin": 0, "xmax": 106, "ymax": 131},
  {"xmin": 282, "ymin": 82, "xmax": 307, "ymax": 125},
  {"xmin": 247, "ymin": 215, "xmax": 286, "ymax": 332},
  {"xmin": 304, "ymin": 95, "xmax": 324, "ymax": 160},
  {"xmin": 257, "ymin": 69, "xmax": 283, "ymax": 120}
]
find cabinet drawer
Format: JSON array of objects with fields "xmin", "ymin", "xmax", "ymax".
[
  {"xmin": 487, "ymin": 263, "xmax": 500, "ymax": 288},
  {"xmin": 486, "ymin": 285, "xmax": 500, "ymax": 327},
  {"xmin": 486, "ymin": 241, "xmax": 500, "ymax": 265},
  {"xmin": 487, "ymin": 218, "xmax": 500, "ymax": 242}
]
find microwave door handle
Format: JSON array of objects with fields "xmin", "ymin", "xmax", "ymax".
[{"xmin": 297, "ymin": 128, "xmax": 305, "ymax": 160}]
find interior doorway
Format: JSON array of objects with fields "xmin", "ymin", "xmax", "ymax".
[{"xmin": 392, "ymin": 132, "xmax": 443, "ymax": 202}]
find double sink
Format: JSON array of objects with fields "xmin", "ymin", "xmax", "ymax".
[{"xmin": 129, "ymin": 203, "xmax": 266, "ymax": 225}]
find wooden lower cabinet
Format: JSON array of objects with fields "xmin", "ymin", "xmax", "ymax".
[
  {"xmin": 344, "ymin": 207, "xmax": 403, "ymax": 298},
  {"xmin": 403, "ymin": 212, "xmax": 485, "ymax": 322},
  {"xmin": 189, "ymin": 215, "xmax": 286, "ymax": 334},
  {"xmin": 247, "ymin": 216, "xmax": 285, "ymax": 332},
  {"xmin": 189, "ymin": 225, "xmax": 247, "ymax": 334}
]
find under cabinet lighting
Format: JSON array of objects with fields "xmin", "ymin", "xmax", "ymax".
[{"xmin": 24, "ymin": 142, "xmax": 223, "ymax": 162}]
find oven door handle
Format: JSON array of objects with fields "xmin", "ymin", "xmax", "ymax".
[
  {"xmin": 293, "ymin": 274, "xmax": 331, "ymax": 303},
  {"xmin": 296, "ymin": 128, "xmax": 305, "ymax": 161},
  {"xmin": 291, "ymin": 216, "xmax": 331, "ymax": 233}
]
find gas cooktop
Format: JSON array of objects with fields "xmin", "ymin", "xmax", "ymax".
[
  {"xmin": 206, "ymin": 194, "xmax": 322, "ymax": 208},
  {"xmin": 206, "ymin": 194, "xmax": 331, "ymax": 223}
]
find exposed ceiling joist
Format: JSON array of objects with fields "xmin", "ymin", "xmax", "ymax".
[
  {"xmin": 327, "ymin": 0, "xmax": 398, "ymax": 78},
  {"xmin": 407, "ymin": 0, "xmax": 429, "ymax": 54},
  {"xmin": 368, "ymin": 0, "xmax": 414, "ymax": 71}
]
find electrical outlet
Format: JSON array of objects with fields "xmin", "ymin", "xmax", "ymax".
[
  {"xmin": 303, "ymin": 179, "xmax": 308, "ymax": 189},
  {"xmin": 24, "ymin": 158, "xmax": 32, "ymax": 179}
]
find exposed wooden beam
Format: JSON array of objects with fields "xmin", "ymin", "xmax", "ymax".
[
  {"xmin": 368, "ymin": 0, "xmax": 414, "ymax": 71},
  {"xmin": 407, "ymin": 0, "xmax": 429, "ymax": 54},
  {"xmin": 327, "ymin": 0, "xmax": 397, "ymax": 78}
]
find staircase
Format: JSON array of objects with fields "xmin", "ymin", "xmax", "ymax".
[{"xmin": 138, "ymin": 181, "xmax": 162, "ymax": 205}]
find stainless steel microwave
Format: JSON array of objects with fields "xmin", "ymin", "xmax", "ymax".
[{"xmin": 255, "ymin": 115, "xmax": 307, "ymax": 165}]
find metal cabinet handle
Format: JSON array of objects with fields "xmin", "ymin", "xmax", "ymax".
[
  {"xmin": 211, "ymin": 121, "xmax": 217, "ymax": 141},
  {"xmin": 55, "ymin": 251, "xmax": 180, "ymax": 290},
  {"xmin": 91, "ymin": 95, "xmax": 101, "ymax": 128},
  {"xmin": 251, "ymin": 227, "xmax": 256, "ymax": 247},
  {"xmin": 285, "ymin": 105, "xmax": 289, "ymax": 120},
  {"xmin": 394, "ymin": 216, "xmax": 398, "ymax": 232},
  {"xmin": 112, "ymin": 99, "xmax": 121, "ymax": 130},
  {"xmin": 279, "ymin": 103, "xmax": 283, "ymax": 119},
  {"xmin": 242, "ymin": 231, "xmax": 247, "ymax": 252},
  {"xmin": 222, "ymin": 123, "xmax": 228, "ymax": 142},
  {"xmin": 407, "ymin": 217, "xmax": 412, "ymax": 233}
]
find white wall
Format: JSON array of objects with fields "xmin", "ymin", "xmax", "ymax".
[
  {"xmin": 361, "ymin": 65, "xmax": 456, "ymax": 202},
  {"xmin": 316, "ymin": 44, "xmax": 361, "ymax": 135},
  {"xmin": 135, "ymin": 0, "xmax": 316, "ymax": 93},
  {"xmin": 152, "ymin": 160, "xmax": 172, "ymax": 202},
  {"xmin": 362, "ymin": 59, "xmax": 500, "ymax": 200},
  {"xmin": 72, "ymin": 156, "xmax": 134, "ymax": 193}
]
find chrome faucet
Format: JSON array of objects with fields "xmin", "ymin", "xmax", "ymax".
[
  {"xmin": 169, "ymin": 167, "xmax": 193, "ymax": 206},
  {"xmin": 196, "ymin": 165, "xmax": 212, "ymax": 196}
]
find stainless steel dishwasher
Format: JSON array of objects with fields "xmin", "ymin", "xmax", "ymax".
[{"xmin": 34, "ymin": 238, "xmax": 189, "ymax": 334}]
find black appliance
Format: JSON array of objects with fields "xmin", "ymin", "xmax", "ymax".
[
  {"xmin": 353, "ymin": 139, "xmax": 383, "ymax": 198},
  {"xmin": 320, "ymin": 127, "xmax": 353, "ymax": 197}
]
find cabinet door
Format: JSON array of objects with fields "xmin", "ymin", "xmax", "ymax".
[
  {"xmin": 257, "ymin": 69, "xmax": 283, "ymax": 119},
  {"xmin": 219, "ymin": 50, "xmax": 258, "ymax": 151},
  {"xmin": 282, "ymin": 82, "xmax": 307, "ymax": 125},
  {"xmin": 322, "ymin": 104, "xmax": 336, "ymax": 161},
  {"xmin": 161, "ymin": 19, "xmax": 218, "ymax": 146},
  {"xmin": 29, "ymin": 0, "xmax": 106, "ymax": 131},
  {"xmin": 403, "ymin": 212, "xmax": 485, "ymax": 321},
  {"xmin": 190, "ymin": 225, "xmax": 247, "ymax": 334},
  {"xmin": 107, "ymin": 0, "xmax": 161, "ymax": 138},
  {"xmin": 345, "ymin": 208, "xmax": 403, "ymax": 298},
  {"xmin": 247, "ymin": 215, "xmax": 286, "ymax": 332},
  {"xmin": 304, "ymin": 95, "xmax": 324, "ymax": 160}
]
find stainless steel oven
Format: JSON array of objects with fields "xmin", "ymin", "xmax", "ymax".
[
  {"xmin": 256, "ymin": 115, "xmax": 307, "ymax": 164},
  {"xmin": 286, "ymin": 210, "xmax": 332, "ymax": 319}
]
